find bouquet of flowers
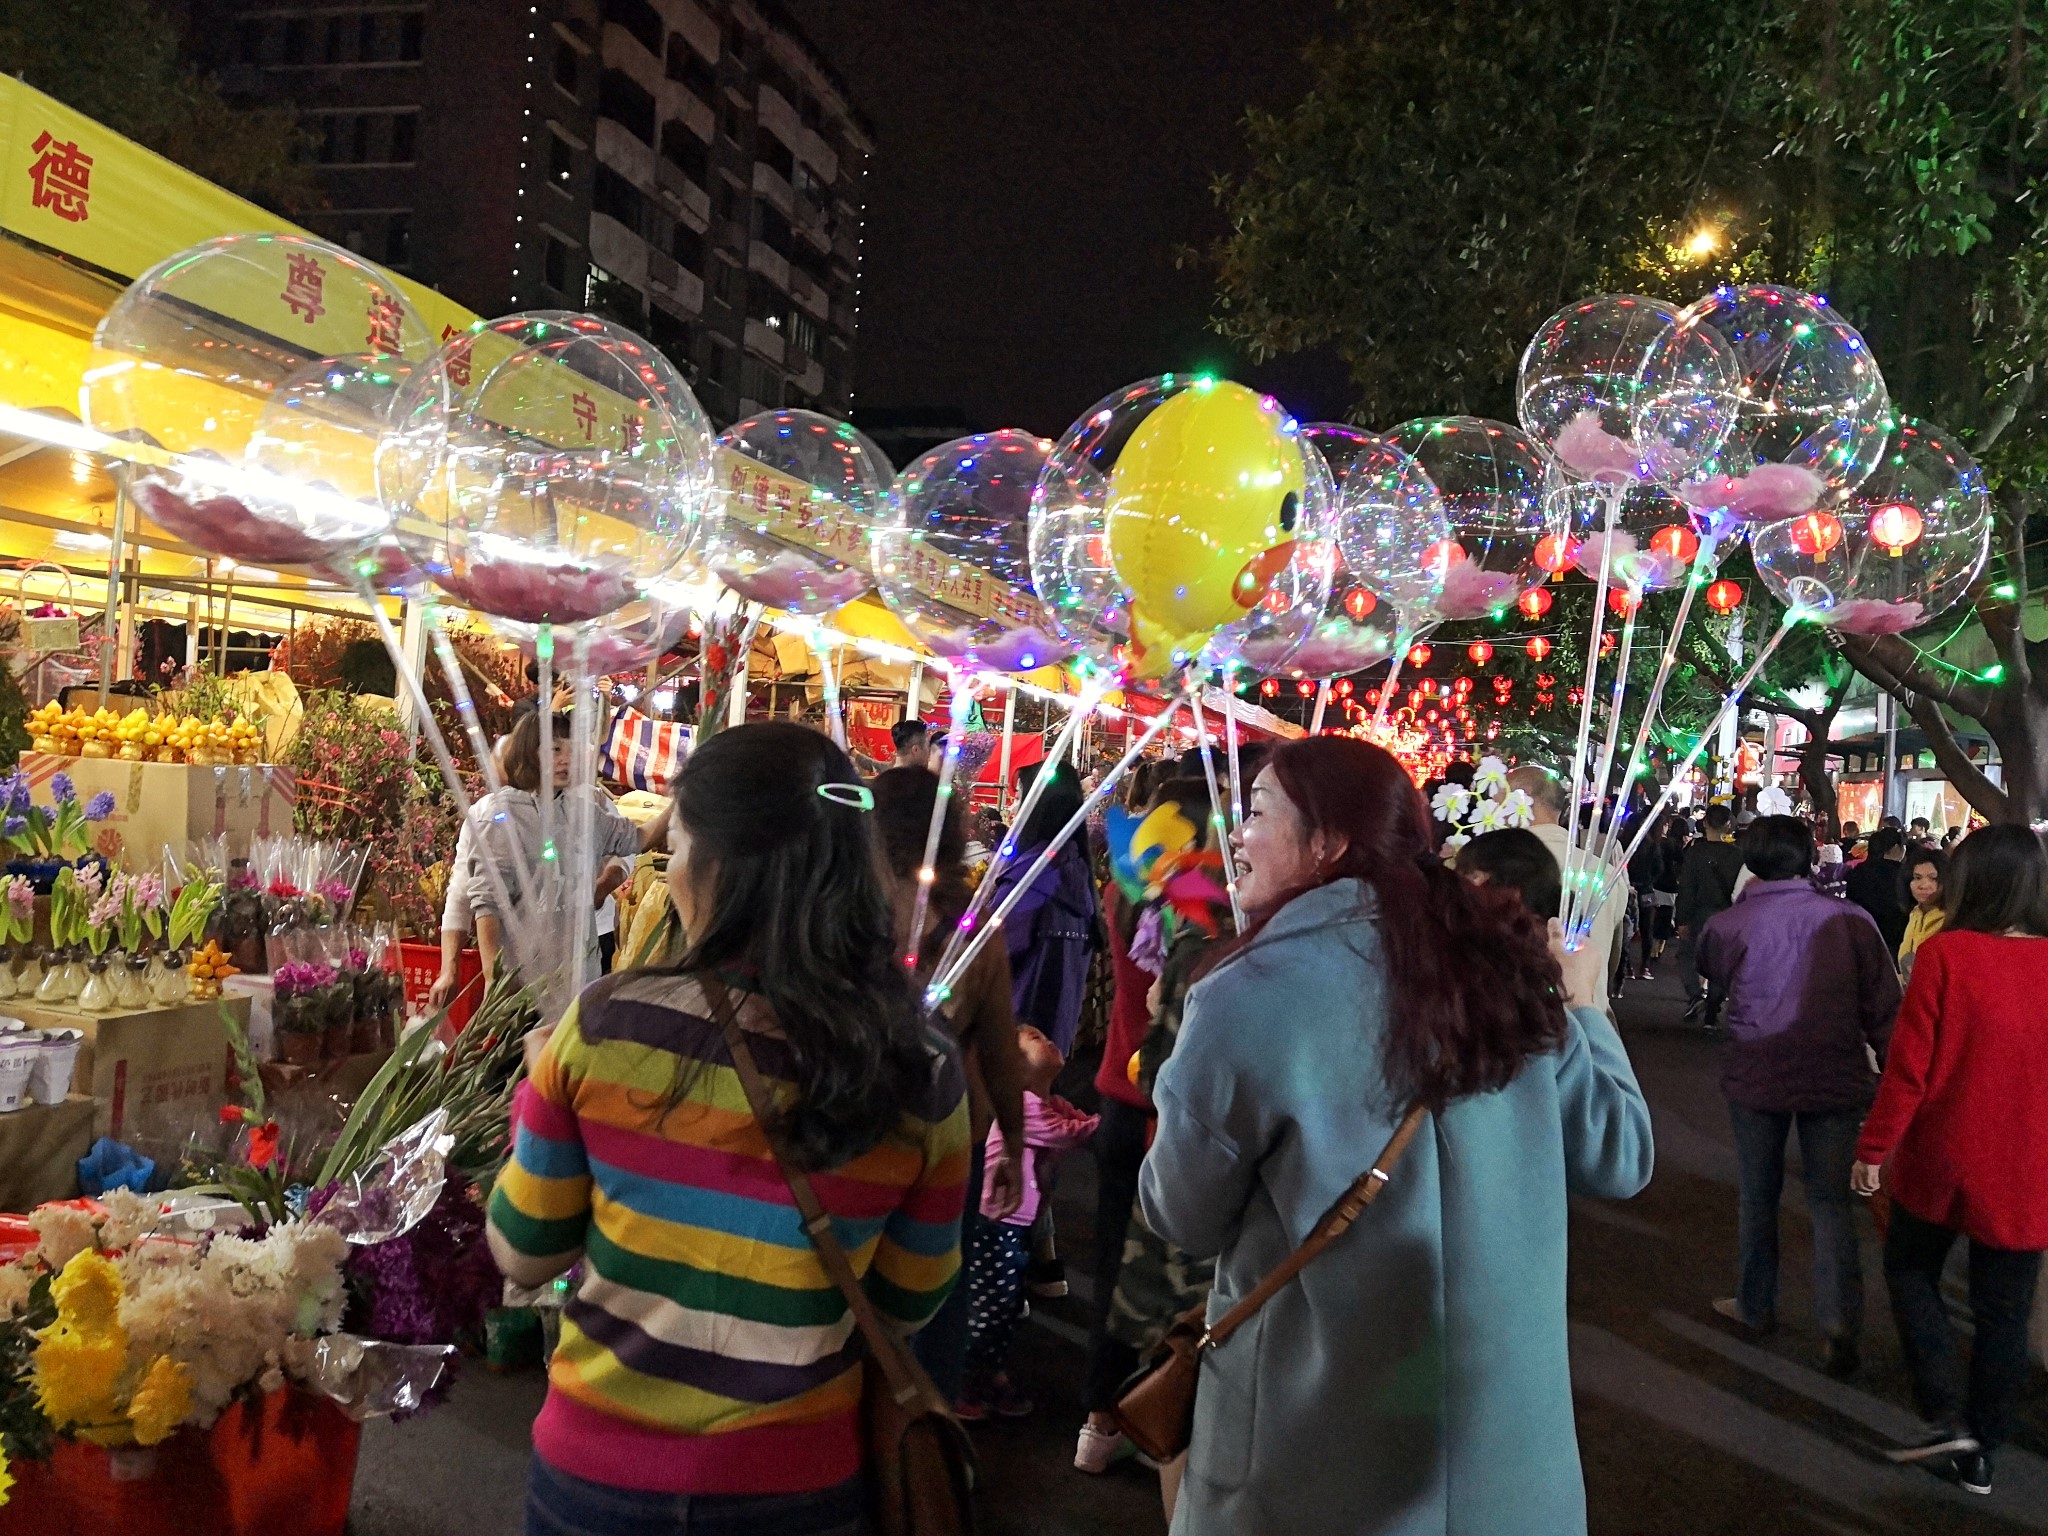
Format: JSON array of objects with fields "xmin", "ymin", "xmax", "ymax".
[
  {"xmin": 1430, "ymin": 756, "xmax": 1537, "ymax": 853},
  {"xmin": 273, "ymin": 960, "xmax": 341, "ymax": 1040}
]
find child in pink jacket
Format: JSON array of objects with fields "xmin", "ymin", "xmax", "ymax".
[{"xmin": 959, "ymin": 1025, "xmax": 1098, "ymax": 1419}]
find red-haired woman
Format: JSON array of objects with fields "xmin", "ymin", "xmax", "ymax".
[{"xmin": 1139, "ymin": 738, "xmax": 1654, "ymax": 1536}]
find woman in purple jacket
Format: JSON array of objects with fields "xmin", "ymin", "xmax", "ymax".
[
  {"xmin": 1696, "ymin": 815, "xmax": 1901, "ymax": 1378},
  {"xmin": 991, "ymin": 761, "xmax": 1099, "ymax": 1055}
]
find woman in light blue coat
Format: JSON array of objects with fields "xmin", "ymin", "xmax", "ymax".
[{"xmin": 1140, "ymin": 739, "xmax": 1653, "ymax": 1535}]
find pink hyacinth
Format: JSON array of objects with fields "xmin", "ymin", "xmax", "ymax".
[
  {"xmin": 1827, "ymin": 598, "xmax": 1926, "ymax": 636},
  {"xmin": 5, "ymin": 876, "xmax": 32, "ymax": 916},
  {"xmin": 1677, "ymin": 463, "xmax": 1825, "ymax": 523},
  {"xmin": 1552, "ymin": 411, "xmax": 1643, "ymax": 484},
  {"xmin": 131, "ymin": 871, "xmax": 164, "ymax": 910}
]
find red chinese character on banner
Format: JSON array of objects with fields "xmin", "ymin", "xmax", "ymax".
[
  {"xmin": 439, "ymin": 324, "xmax": 473, "ymax": 387},
  {"xmin": 570, "ymin": 391, "xmax": 597, "ymax": 440},
  {"xmin": 280, "ymin": 252, "xmax": 327, "ymax": 323},
  {"xmin": 365, "ymin": 296, "xmax": 403, "ymax": 354},
  {"xmin": 621, "ymin": 415, "xmax": 643, "ymax": 452},
  {"xmin": 27, "ymin": 131, "xmax": 93, "ymax": 223}
]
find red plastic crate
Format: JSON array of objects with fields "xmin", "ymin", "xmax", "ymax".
[{"xmin": 398, "ymin": 940, "xmax": 483, "ymax": 1031}]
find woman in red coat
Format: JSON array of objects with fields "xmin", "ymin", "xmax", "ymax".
[{"xmin": 1853, "ymin": 825, "xmax": 2048, "ymax": 1498}]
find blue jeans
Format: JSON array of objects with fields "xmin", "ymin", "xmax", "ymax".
[
  {"xmin": 526, "ymin": 1458, "xmax": 867, "ymax": 1536},
  {"xmin": 1727, "ymin": 1103, "xmax": 1864, "ymax": 1338}
]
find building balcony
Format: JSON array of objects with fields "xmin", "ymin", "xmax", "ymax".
[
  {"xmin": 594, "ymin": 119, "xmax": 657, "ymax": 183},
  {"xmin": 646, "ymin": 251, "xmax": 705, "ymax": 315},
  {"xmin": 789, "ymin": 269, "xmax": 828, "ymax": 319},
  {"xmin": 601, "ymin": 23, "xmax": 663, "ymax": 92},
  {"xmin": 756, "ymin": 83, "xmax": 801, "ymax": 148},
  {"xmin": 743, "ymin": 319, "xmax": 786, "ymax": 365},
  {"xmin": 589, "ymin": 213, "xmax": 650, "ymax": 289},
  {"xmin": 751, "ymin": 161, "xmax": 794, "ymax": 216},
  {"xmin": 654, "ymin": 159, "xmax": 712, "ymax": 223},
  {"xmin": 791, "ymin": 356, "xmax": 825, "ymax": 398},
  {"xmin": 747, "ymin": 241, "xmax": 791, "ymax": 290}
]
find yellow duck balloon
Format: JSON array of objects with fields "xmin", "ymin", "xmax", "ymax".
[{"xmin": 1106, "ymin": 380, "xmax": 1307, "ymax": 679}]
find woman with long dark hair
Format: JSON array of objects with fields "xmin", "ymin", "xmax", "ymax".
[
  {"xmin": 487, "ymin": 723, "xmax": 969, "ymax": 1536},
  {"xmin": 1139, "ymin": 737, "xmax": 1653, "ymax": 1535},
  {"xmin": 1854, "ymin": 825, "xmax": 2048, "ymax": 1497}
]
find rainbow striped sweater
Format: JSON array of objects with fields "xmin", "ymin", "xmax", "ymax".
[{"xmin": 489, "ymin": 970, "xmax": 969, "ymax": 1495}]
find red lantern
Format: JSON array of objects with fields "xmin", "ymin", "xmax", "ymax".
[
  {"xmin": 1334, "ymin": 678, "xmax": 1354, "ymax": 697},
  {"xmin": 1426, "ymin": 708, "xmax": 1440, "ymax": 722},
  {"xmin": 1453, "ymin": 676, "xmax": 1474, "ymax": 695},
  {"xmin": 1608, "ymin": 587, "xmax": 1641, "ymax": 617},
  {"xmin": 1789, "ymin": 511, "xmax": 1845, "ymax": 558},
  {"xmin": 1365, "ymin": 687, "xmax": 1381, "ymax": 706},
  {"xmin": 1868, "ymin": 501, "xmax": 1924, "ymax": 555},
  {"xmin": 1705, "ymin": 578, "xmax": 1743, "ymax": 613},
  {"xmin": 1423, "ymin": 539, "xmax": 1468, "ymax": 571},
  {"xmin": 1259, "ymin": 677, "xmax": 1279, "ymax": 697},
  {"xmin": 1296, "ymin": 679, "xmax": 1316, "ymax": 696},
  {"xmin": 1519, "ymin": 586, "xmax": 1553, "ymax": 619},
  {"xmin": 1526, "ymin": 636, "xmax": 1552, "ymax": 661},
  {"xmin": 1466, "ymin": 641, "xmax": 1493, "ymax": 667},
  {"xmin": 1600, "ymin": 632, "xmax": 1618, "ymax": 655},
  {"xmin": 1649, "ymin": 524, "xmax": 1700, "ymax": 565},
  {"xmin": 1342, "ymin": 587, "xmax": 1379, "ymax": 622},
  {"xmin": 1569, "ymin": 687, "xmax": 1585, "ymax": 704},
  {"xmin": 1418, "ymin": 678, "xmax": 1437, "ymax": 696},
  {"xmin": 1408, "ymin": 643, "xmax": 1433, "ymax": 668},
  {"xmin": 1535, "ymin": 673, "xmax": 1557, "ymax": 689},
  {"xmin": 1534, "ymin": 532, "xmax": 1575, "ymax": 574}
]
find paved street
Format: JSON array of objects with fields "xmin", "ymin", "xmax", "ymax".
[{"xmin": 350, "ymin": 969, "xmax": 2048, "ymax": 1533}]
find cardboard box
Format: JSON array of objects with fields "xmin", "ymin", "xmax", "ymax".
[
  {"xmin": 260, "ymin": 1047, "xmax": 392, "ymax": 1123},
  {"xmin": 8, "ymin": 996, "xmax": 246, "ymax": 1142},
  {"xmin": 17, "ymin": 754, "xmax": 296, "ymax": 871},
  {"xmin": 0, "ymin": 1094, "xmax": 94, "ymax": 1211}
]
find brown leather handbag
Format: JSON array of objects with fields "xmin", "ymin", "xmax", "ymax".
[
  {"xmin": 703, "ymin": 974, "xmax": 977, "ymax": 1536},
  {"xmin": 1113, "ymin": 1102, "xmax": 1428, "ymax": 1463}
]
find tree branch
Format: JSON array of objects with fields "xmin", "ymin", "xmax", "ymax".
[
  {"xmin": 1841, "ymin": 636, "xmax": 2011, "ymax": 822},
  {"xmin": 1837, "ymin": 633, "xmax": 1995, "ymax": 720}
]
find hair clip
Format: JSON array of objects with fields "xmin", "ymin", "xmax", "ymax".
[{"xmin": 817, "ymin": 783, "xmax": 875, "ymax": 811}]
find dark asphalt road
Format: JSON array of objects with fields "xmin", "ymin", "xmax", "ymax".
[{"xmin": 348, "ymin": 969, "xmax": 2048, "ymax": 1533}]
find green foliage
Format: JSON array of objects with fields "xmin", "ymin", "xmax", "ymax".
[
  {"xmin": 0, "ymin": 0, "xmax": 318, "ymax": 211},
  {"xmin": 1213, "ymin": 0, "xmax": 2048, "ymax": 817},
  {"xmin": 0, "ymin": 1269, "xmax": 55, "ymax": 1466},
  {"xmin": 0, "ymin": 663, "xmax": 30, "ymax": 772}
]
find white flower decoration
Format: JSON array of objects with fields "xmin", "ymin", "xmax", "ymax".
[
  {"xmin": 1471, "ymin": 755, "xmax": 1511, "ymax": 796},
  {"xmin": 1469, "ymin": 796, "xmax": 1510, "ymax": 834},
  {"xmin": 1497, "ymin": 788, "xmax": 1536, "ymax": 829},
  {"xmin": 1431, "ymin": 783, "xmax": 1471, "ymax": 818},
  {"xmin": 1443, "ymin": 831, "xmax": 1472, "ymax": 852}
]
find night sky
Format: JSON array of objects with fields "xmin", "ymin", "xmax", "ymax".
[{"xmin": 784, "ymin": 0, "xmax": 1353, "ymax": 439}]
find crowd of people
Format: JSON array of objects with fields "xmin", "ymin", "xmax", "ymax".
[{"xmin": 459, "ymin": 705, "xmax": 2047, "ymax": 1533}]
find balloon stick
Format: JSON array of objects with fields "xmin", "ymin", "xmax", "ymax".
[
  {"xmin": 1191, "ymin": 683, "xmax": 1245, "ymax": 933},
  {"xmin": 928, "ymin": 680, "xmax": 1190, "ymax": 1006},
  {"xmin": 997, "ymin": 687, "xmax": 1018, "ymax": 816},
  {"xmin": 901, "ymin": 669, "xmax": 975, "ymax": 976},
  {"xmin": 1558, "ymin": 481, "xmax": 1624, "ymax": 937},
  {"xmin": 1309, "ymin": 679, "xmax": 1332, "ymax": 737}
]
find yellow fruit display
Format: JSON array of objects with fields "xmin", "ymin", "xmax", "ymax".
[
  {"xmin": 188, "ymin": 939, "xmax": 238, "ymax": 1000},
  {"xmin": 24, "ymin": 703, "xmax": 267, "ymax": 765}
]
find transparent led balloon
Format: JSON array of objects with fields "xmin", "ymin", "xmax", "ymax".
[
  {"xmin": 1750, "ymin": 418, "xmax": 1991, "ymax": 633},
  {"xmin": 873, "ymin": 430, "xmax": 1071, "ymax": 673},
  {"xmin": 518, "ymin": 592, "xmax": 693, "ymax": 676},
  {"xmin": 707, "ymin": 409, "xmax": 890, "ymax": 615},
  {"xmin": 1383, "ymin": 417, "xmax": 1558, "ymax": 620},
  {"xmin": 1518, "ymin": 294, "xmax": 1736, "ymax": 486},
  {"xmin": 1309, "ymin": 423, "xmax": 1451, "ymax": 615},
  {"xmin": 1236, "ymin": 540, "xmax": 1400, "ymax": 680},
  {"xmin": 1202, "ymin": 436, "xmax": 1340, "ymax": 678},
  {"xmin": 1033, "ymin": 375, "xmax": 1332, "ymax": 682},
  {"xmin": 86, "ymin": 232, "xmax": 434, "ymax": 565},
  {"xmin": 1638, "ymin": 285, "xmax": 1892, "ymax": 530},
  {"xmin": 382, "ymin": 312, "xmax": 715, "ymax": 626},
  {"xmin": 1545, "ymin": 477, "xmax": 1713, "ymax": 593}
]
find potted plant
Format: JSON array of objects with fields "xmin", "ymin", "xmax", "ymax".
[
  {"xmin": 0, "ymin": 873, "xmax": 31, "ymax": 999},
  {"xmin": 272, "ymin": 961, "xmax": 334, "ymax": 1067},
  {"xmin": 0, "ymin": 771, "xmax": 115, "ymax": 893},
  {"xmin": 161, "ymin": 861, "xmax": 222, "ymax": 1004},
  {"xmin": 77, "ymin": 872, "xmax": 122, "ymax": 1014}
]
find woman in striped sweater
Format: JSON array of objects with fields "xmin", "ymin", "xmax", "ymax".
[{"xmin": 489, "ymin": 723, "xmax": 970, "ymax": 1536}]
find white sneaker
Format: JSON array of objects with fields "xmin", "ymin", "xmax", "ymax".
[{"xmin": 1074, "ymin": 1421, "xmax": 1127, "ymax": 1473}]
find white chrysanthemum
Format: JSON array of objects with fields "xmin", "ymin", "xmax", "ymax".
[
  {"xmin": 31, "ymin": 1205, "xmax": 98, "ymax": 1269},
  {"xmin": 1497, "ymin": 789, "xmax": 1536, "ymax": 829},
  {"xmin": 1430, "ymin": 783, "xmax": 1471, "ymax": 818},
  {"xmin": 0, "ymin": 1262, "xmax": 32, "ymax": 1318},
  {"xmin": 1472, "ymin": 755, "xmax": 1511, "ymax": 795},
  {"xmin": 97, "ymin": 1188, "xmax": 159, "ymax": 1252}
]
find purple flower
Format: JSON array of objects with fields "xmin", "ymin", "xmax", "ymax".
[
  {"xmin": 83, "ymin": 792, "xmax": 115, "ymax": 822},
  {"xmin": 50, "ymin": 773, "xmax": 74, "ymax": 804},
  {"xmin": 3, "ymin": 816, "xmax": 23, "ymax": 839},
  {"xmin": 2, "ymin": 775, "xmax": 26, "ymax": 814}
]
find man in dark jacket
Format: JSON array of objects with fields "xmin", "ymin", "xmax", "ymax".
[
  {"xmin": 1675, "ymin": 803, "xmax": 1745, "ymax": 1024},
  {"xmin": 1844, "ymin": 826, "xmax": 1911, "ymax": 954},
  {"xmin": 1696, "ymin": 815, "xmax": 1900, "ymax": 1380}
]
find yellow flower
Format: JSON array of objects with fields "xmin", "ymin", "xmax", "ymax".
[
  {"xmin": 50, "ymin": 1249, "xmax": 123, "ymax": 1335},
  {"xmin": 0, "ymin": 1438, "xmax": 13, "ymax": 1506},
  {"xmin": 126, "ymin": 1356, "xmax": 192, "ymax": 1446},
  {"xmin": 31, "ymin": 1324, "xmax": 125, "ymax": 1426}
]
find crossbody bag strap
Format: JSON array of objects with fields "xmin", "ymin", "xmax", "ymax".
[
  {"xmin": 1198, "ymin": 1101, "xmax": 1428, "ymax": 1351},
  {"xmin": 699, "ymin": 972, "xmax": 941, "ymax": 1415}
]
